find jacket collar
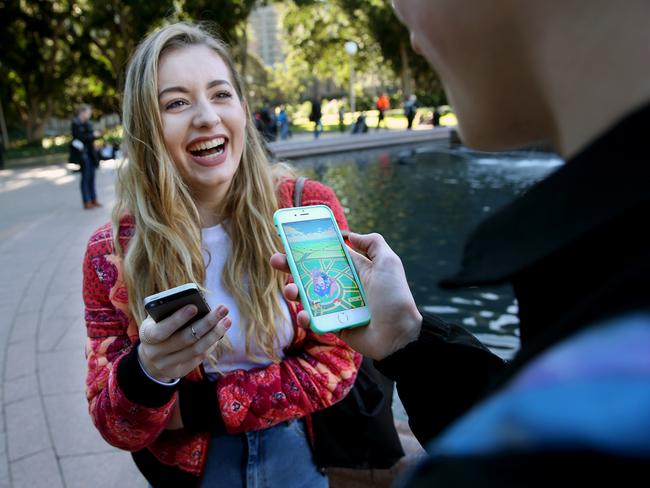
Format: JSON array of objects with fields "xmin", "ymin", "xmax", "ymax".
[{"xmin": 441, "ymin": 102, "xmax": 650, "ymax": 288}]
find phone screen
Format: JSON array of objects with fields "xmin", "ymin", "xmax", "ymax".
[{"xmin": 282, "ymin": 218, "xmax": 365, "ymax": 316}]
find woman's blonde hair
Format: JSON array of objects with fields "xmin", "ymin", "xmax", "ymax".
[{"xmin": 113, "ymin": 22, "xmax": 290, "ymax": 363}]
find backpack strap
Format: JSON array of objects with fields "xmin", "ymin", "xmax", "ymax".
[{"xmin": 293, "ymin": 176, "xmax": 308, "ymax": 207}]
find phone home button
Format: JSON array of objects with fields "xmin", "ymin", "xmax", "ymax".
[{"xmin": 337, "ymin": 312, "xmax": 349, "ymax": 323}]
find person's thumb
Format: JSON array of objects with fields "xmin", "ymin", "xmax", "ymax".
[
  {"xmin": 348, "ymin": 232, "xmax": 384, "ymax": 261},
  {"xmin": 347, "ymin": 246, "xmax": 370, "ymax": 275}
]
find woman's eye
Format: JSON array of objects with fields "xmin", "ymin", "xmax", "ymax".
[
  {"xmin": 215, "ymin": 91, "xmax": 233, "ymax": 99},
  {"xmin": 165, "ymin": 100, "xmax": 187, "ymax": 110}
]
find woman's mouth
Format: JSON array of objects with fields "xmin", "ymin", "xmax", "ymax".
[{"xmin": 187, "ymin": 137, "xmax": 228, "ymax": 166}]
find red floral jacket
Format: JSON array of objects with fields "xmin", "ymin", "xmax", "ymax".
[{"xmin": 83, "ymin": 179, "xmax": 361, "ymax": 482}]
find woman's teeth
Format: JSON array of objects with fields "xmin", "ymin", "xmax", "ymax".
[{"xmin": 189, "ymin": 137, "xmax": 226, "ymax": 156}]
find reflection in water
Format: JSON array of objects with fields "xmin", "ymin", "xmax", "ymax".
[{"xmin": 293, "ymin": 142, "xmax": 562, "ymax": 361}]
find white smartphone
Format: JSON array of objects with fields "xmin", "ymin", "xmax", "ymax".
[
  {"xmin": 143, "ymin": 283, "xmax": 210, "ymax": 326},
  {"xmin": 274, "ymin": 205, "xmax": 371, "ymax": 334}
]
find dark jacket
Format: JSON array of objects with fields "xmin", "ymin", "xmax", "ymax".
[
  {"xmin": 375, "ymin": 103, "xmax": 650, "ymax": 486},
  {"xmin": 309, "ymin": 100, "xmax": 322, "ymax": 122},
  {"xmin": 69, "ymin": 116, "xmax": 97, "ymax": 166}
]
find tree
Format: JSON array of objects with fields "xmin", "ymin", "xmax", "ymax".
[
  {"xmin": 80, "ymin": 0, "xmax": 176, "ymax": 109},
  {"xmin": 336, "ymin": 0, "xmax": 442, "ymax": 98},
  {"xmin": 0, "ymin": 0, "xmax": 87, "ymax": 142},
  {"xmin": 287, "ymin": 0, "xmax": 445, "ymax": 103},
  {"xmin": 282, "ymin": 1, "xmax": 383, "ymax": 99},
  {"xmin": 180, "ymin": 0, "xmax": 259, "ymax": 85}
]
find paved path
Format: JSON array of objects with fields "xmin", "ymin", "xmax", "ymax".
[{"xmin": 0, "ymin": 162, "xmax": 144, "ymax": 487}]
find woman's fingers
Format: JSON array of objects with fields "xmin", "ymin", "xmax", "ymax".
[
  {"xmin": 139, "ymin": 305, "xmax": 198, "ymax": 345},
  {"xmin": 180, "ymin": 305, "xmax": 228, "ymax": 347},
  {"xmin": 138, "ymin": 304, "xmax": 232, "ymax": 380},
  {"xmin": 282, "ymin": 282, "xmax": 300, "ymax": 301},
  {"xmin": 270, "ymin": 252, "xmax": 291, "ymax": 273},
  {"xmin": 154, "ymin": 313, "xmax": 232, "ymax": 376},
  {"xmin": 296, "ymin": 310, "xmax": 310, "ymax": 329}
]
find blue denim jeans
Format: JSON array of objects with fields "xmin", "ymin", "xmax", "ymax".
[
  {"xmin": 313, "ymin": 120, "xmax": 323, "ymax": 139},
  {"xmin": 80, "ymin": 152, "xmax": 96, "ymax": 203},
  {"xmin": 200, "ymin": 419, "xmax": 327, "ymax": 488}
]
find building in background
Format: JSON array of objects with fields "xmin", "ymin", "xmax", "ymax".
[{"xmin": 248, "ymin": 4, "xmax": 285, "ymax": 67}]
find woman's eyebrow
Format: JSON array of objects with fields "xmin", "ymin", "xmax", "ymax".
[{"xmin": 158, "ymin": 79, "xmax": 232, "ymax": 100}]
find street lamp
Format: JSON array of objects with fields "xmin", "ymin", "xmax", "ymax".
[{"xmin": 344, "ymin": 41, "xmax": 358, "ymax": 116}]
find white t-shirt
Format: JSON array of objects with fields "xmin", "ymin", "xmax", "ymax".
[{"xmin": 201, "ymin": 224, "xmax": 293, "ymax": 375}]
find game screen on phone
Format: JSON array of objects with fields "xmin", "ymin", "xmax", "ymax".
[{"xmin": 282, "ymin": 218, "xmax": 365, "ymax": 316}]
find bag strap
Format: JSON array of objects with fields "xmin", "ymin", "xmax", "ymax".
[{"xmin": 293, "ymin": 176, "xmax": 307, "ymax": 207}]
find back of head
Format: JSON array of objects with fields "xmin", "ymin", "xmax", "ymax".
[{"xmin": 77, "ymin": 104, "xmax": 91, "ymax": 121}]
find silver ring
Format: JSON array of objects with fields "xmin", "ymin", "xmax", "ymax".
[
  {"xmin": 140, "ymin": 326, "xmax": 154, "ymax": 345},
  {"xmin": 190, "ymin": 325, "xmax": 199, "ymax": 341}
]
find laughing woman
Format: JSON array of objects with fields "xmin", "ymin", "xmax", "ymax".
[{"xmin": 82, "ymin": 22, "xmax": 360, "ymax": 487}]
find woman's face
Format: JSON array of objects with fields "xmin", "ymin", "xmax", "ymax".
[
  {"xmin": 157, "ymin": 44, "xmax": 246, "ymax": 202},
  {"xmin": 392, "ymin": 0, "xmax": 541, "ymax": 150}
]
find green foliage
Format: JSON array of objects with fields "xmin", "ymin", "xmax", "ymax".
[
  {"xmin": 275, "ymin": 0, "xmax": 445, "ymax": 106},
  {"xmin": 1, "ymin": 0, "xmax": 88, "ymax": 141},
  {"xmin": 80, "ymin": 0, "xmax": 177, "ymax": 104},
  {"xmin": 181, "ymin": 0, "xmax": 257, "ymax": 45},
  {"xmin": 282, "ymin": 1, "xmax": 383, "ymax": 97},
  {"xmin": 0, "ymin": 0, "xmax": 446, "ymax": 147}
]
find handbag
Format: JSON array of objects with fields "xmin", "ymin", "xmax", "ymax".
[{"xmin": 291, "ymin": 177, "xmax": 405, "ymax": 477}]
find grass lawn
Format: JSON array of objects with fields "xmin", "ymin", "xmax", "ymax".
[{"xmin": 290, "ymin": 108, "xmax": 457, "ymax": 133}]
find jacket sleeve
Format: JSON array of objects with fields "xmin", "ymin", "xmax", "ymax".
[
  {"xmin": 374, "ymin": 312, "xmax": 505, "ymax": 446},
  {"xmin": 179, "ymin": 180, "xmax": 362, "ymax": 434},
  {"xmin": 83, "ymin": 226, "xmax": 177, "ymax": 451}
]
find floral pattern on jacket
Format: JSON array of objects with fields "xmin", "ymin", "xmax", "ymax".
[{"xmin": 83, "ymin": 179, "xmax": 361, "ymax": 477}]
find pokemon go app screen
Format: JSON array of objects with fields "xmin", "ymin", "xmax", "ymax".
[{"xmin": 282, "ymin": 218, "xmax": 364, "ymax": 316}]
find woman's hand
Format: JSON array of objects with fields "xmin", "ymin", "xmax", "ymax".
[
  {"xmin": 270, "ymin": 232, "xmax": 422, "ymax": 361},
  {"xmin": 138, "ymin": 304, "xmax": 231, "ymax": 382}
]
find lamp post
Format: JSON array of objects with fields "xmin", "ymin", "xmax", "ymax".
[{"xmin": 344, "ymin": 41, "xmax": 358, "ymax": 116}]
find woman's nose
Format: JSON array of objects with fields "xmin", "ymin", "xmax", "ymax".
[{"xmin": 192, "ymin": 98, "xmax": 221, "ymax": 128}]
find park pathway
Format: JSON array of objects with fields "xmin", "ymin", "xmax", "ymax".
[{"xmin": 0, "ymin": 162, "xmax": 144, "ymax": 487}]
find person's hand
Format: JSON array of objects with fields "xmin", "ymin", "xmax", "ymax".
[
  {"xmin": 138, "ymin": 304, "xmax": 231, "ymax": 382},
  {"xmin": 270, "ymin": 232, "xmax": 422, "ymax": 360}
]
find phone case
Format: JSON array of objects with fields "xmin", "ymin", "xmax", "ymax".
[
  {"xmin": 274, "ymin": 205, "xmax": 370, "ymax": 334},
  {"xmin": 144, "ymin": 285, "xmax": 210, "ymax": 325}
]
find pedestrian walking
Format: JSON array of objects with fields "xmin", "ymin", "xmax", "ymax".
[
  {"xmin": 69, "ymin": 104, "xmax": 101, "ymax": 209},
  {"xmin": 432, "ymin": 106, "xmax": 441, "ymax": 127},
  {"xmin": 376, "ymin": 93, "xmax": 390, "ymax": 130},
  {"xmin": 277, "ymin": 106, "xmax": 290, "ymax": 140},
  {"xmin": 309, "ymin": 98, "xmax": 323, "ymax": 138},
  {"xmin": 404, "ymin": 94, "xmax": 418, "ymax": 130}
]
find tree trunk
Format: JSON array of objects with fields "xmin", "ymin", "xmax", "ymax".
[
  {"xmin": 239, "ymin": 27, "xmax": 249, "ymax": 92},
  {"xmin": 25, "ymin": 119, "xmax": 45, "ymax": 144},
  {"xmin": 25, "ymin": 98, "xmax": 49, "ymax": 144},
  {"xmin": 399, "ymin": 39, "xmax": 413, "ymax": 98},
  {"xmin": 0, "ymin": 98, "xmax": 9, "ymax": 148}
]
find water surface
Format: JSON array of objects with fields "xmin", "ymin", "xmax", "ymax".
[{"xmin": 293, "ymin": 142, "xmax": 563, "ymax": 360}]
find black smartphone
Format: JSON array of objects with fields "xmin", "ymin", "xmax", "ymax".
[{"xmin": 143, "ymin": 283, "xmax": 210, "ymax": 326}]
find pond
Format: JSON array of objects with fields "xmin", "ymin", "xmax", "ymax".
[{"xmin": 292, "ymin": 141, "xmax": 563, "ymax": 361}]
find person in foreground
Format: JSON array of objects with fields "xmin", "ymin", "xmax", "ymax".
[
  {"xmin": 82, "ymin": 23, "xmax": 360, "ymax": 487},
  {"xmin": 272, "ymin": 0, "xmax": 650, "ymax": 485}
]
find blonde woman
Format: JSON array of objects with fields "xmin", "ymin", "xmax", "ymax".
[{"xmin": 83, "ymin": 22, "xmax": 360, "ymax": 487}]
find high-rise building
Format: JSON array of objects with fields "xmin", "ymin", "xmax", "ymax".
[{"xmin": 248, "ymin": 4, "xmax": 285, "ymax": 67}]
